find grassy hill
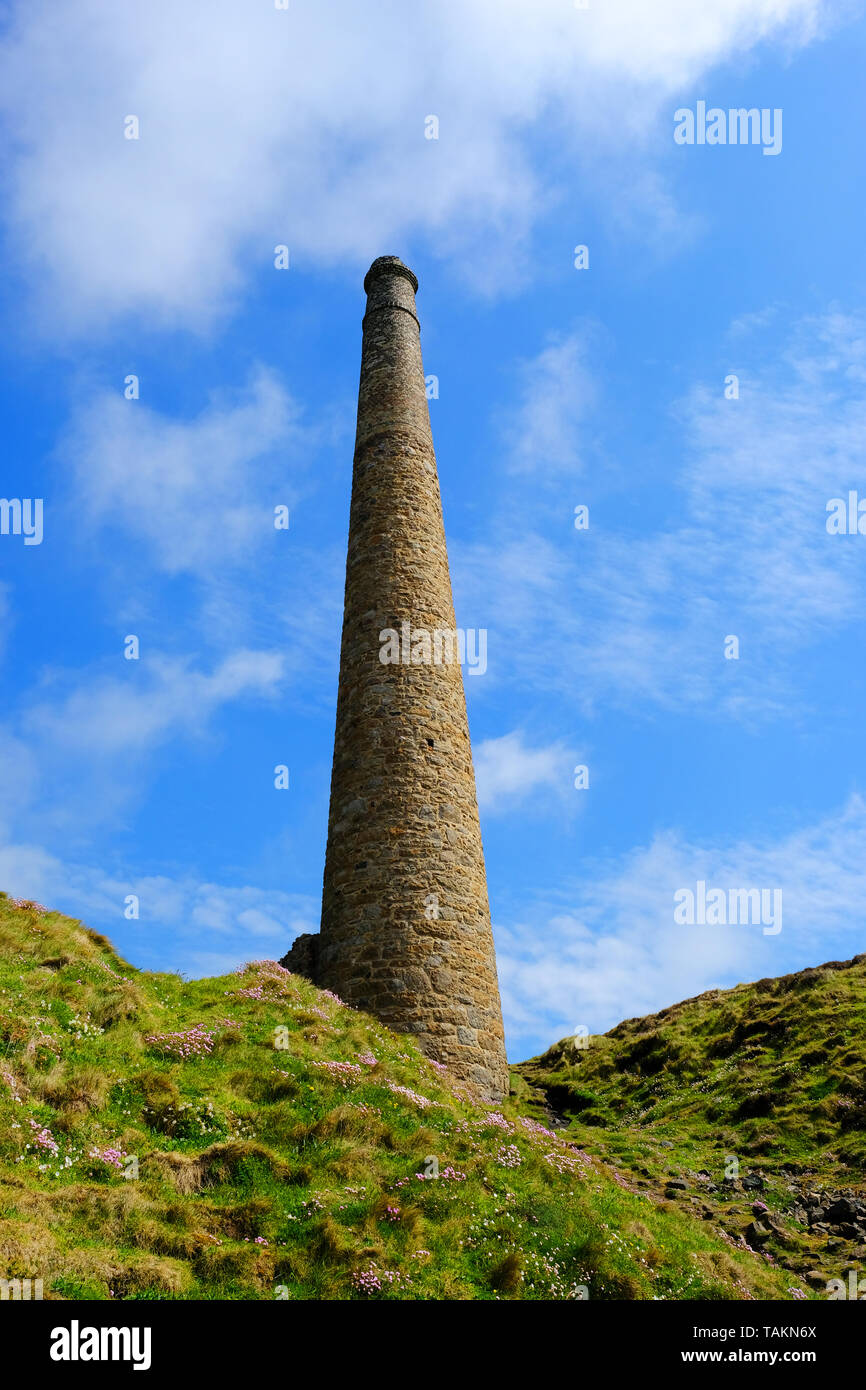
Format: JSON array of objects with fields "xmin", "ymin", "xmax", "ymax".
[
  {"xmin": 0, "ymin": 892, "xmax": 844, "ymax": 1301},
  {"xmin": 516, "ymin": 954, "xmax": 866, "ymax": 1290}
]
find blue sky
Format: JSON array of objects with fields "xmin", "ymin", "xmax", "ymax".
[{"xmin": 0, "ymin": 1, "xmax": 865, "ymax": 1060}]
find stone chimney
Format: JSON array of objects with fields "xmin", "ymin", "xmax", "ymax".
[{"xmin": 282, "ymin": 255, "xmax": 509, "ymax": 1101}]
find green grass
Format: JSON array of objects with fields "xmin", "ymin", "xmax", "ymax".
[
  {"xmin": 0, "ymin": 892, "xmax": 815, "ymax": 1300},
  {"xmin": 517, "ymin": 956, "xmax": 866, "ymax": 1172},
  {"xmin": 515, "ymin": 954, "xmax": 866, "ymax": 1283}
]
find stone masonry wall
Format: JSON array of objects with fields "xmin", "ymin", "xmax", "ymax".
[{"xmin": 283, "ymin": 256, "xmax": 509, "ymax": 1101}]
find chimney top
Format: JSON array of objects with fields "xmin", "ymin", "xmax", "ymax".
[{"xmin": 363, "ymin": 255, "xmax": 418, "ymax": 295}]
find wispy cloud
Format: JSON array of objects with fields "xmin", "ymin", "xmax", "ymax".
[
  {"xmin": 64, "ymin": 367, "xmax": 302, "ymax": 577},
  {"xmin": 25, "ymin": 650, "xmax": 284, "ymax": 757},
  {"xmin": 0, "ymin": 650, "xmax": 285, "ymax": 839},
  {"xmin": 0, "ymin": 838, "xmax": 316, "ymax": 976},
  {"xmin": 497, "ymin": 794, "xmax": 866, "ymax": 1056},
  {"xmin": 457, "ymin": 307, "xmax": 866, "ymax": 720},
  {"xmin": 501, "ymin": 329, "xmax": 598, "ymax": 477}
]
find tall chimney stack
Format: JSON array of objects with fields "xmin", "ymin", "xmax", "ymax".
[{"xmin": 283, "ymin": 256, "xmax": 509, "ymax": 1101}]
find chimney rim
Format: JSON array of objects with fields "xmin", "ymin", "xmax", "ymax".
[{"xmin": 364, "ymin": 255, "xmax": 419, "ymax": 295}]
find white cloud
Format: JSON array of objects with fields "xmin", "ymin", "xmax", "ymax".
[
  {"xmin": 25, "ymin": 650, "xmax": 284, "ymax": 758},
  {"xmin": 497, "ymin": 795, "xmax": 866, "ymax": 1053},
  {"xmin": 2, "ymin": 361, "xmax": 341, "ymax": 837},
  {"xmin": 0, "ymin": 838, "xmax": 316, "ymax": 976},
  {"xmin": 0, "ymin": 727, "xmax": 38, "ymax": 824},
  {"xmin": 64, "ymin": 367, "xmax": 301, "ymax": 576},
  {"xmin": 0, "ymin": 649, "xmax": 285, "ymax": 841},
  {"xmin": 0, "ymin": 0, "xmax": 827, "ymax": 333},
  {"xmin": 501, "ymin": 330, "xmax": 598, "ymax": 477},
  {"xmin": 457, "ymin": 307, "xmax": 866, "ymax": 719},
  {"xmin": 474, "ymin": 730, "xmax": 571, "ymax": 813},
  {"xmin": 55, "ymin": 366, "xmax": 347, "ymax": 689}
]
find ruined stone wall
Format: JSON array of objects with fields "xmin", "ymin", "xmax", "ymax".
[{"xmin": 285, "ymin": 256, "xmax": 509, "ymax": 1101}]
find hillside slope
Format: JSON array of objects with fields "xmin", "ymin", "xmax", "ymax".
[
  {"xmin": 0, "ymin": 892, "xmax": 805, "ymax": 1300},
  {"xmin": 516, "ymin": 954, "xmax": 866, "ymax": 1290}
]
